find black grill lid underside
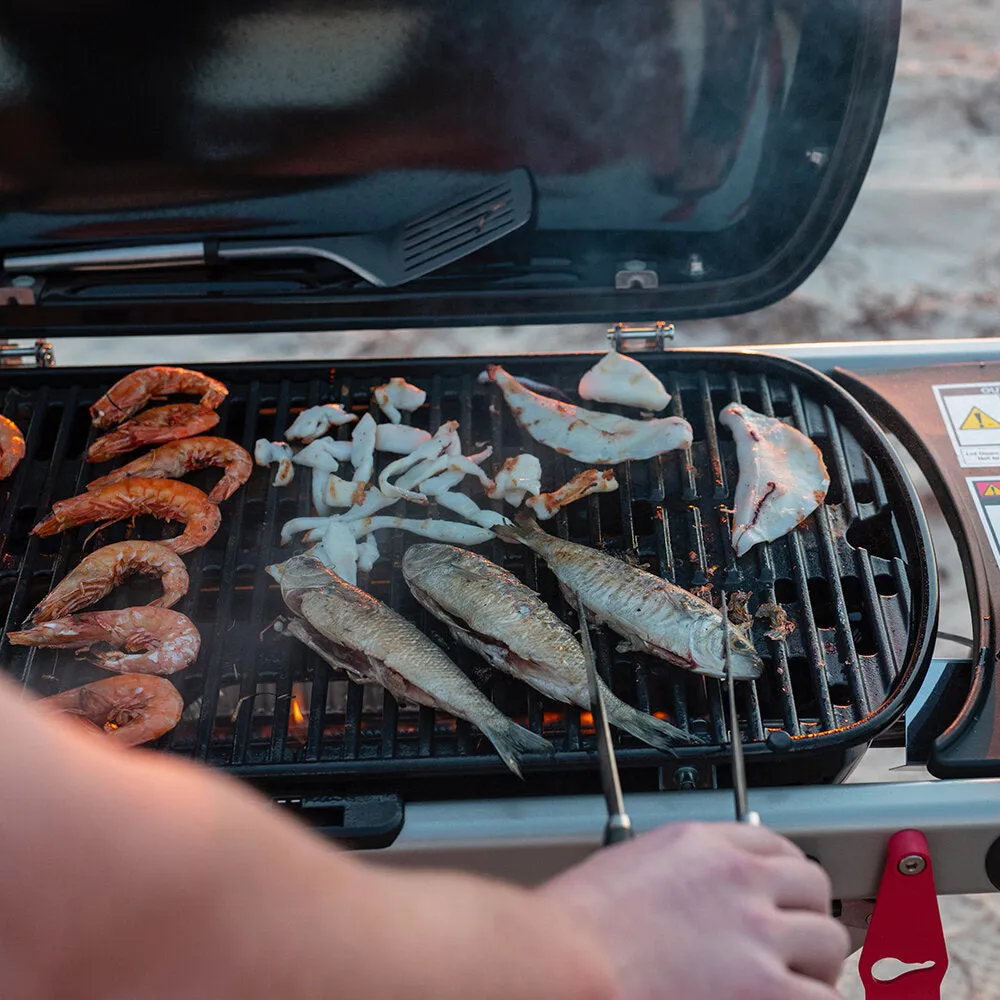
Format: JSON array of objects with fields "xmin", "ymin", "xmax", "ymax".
[
  {"xmin": 0, "ymin": 1, "xmax": 899, "ymax": 334},
  {"xmin": 0, "ymin": 352, "xmax": 935, "ymax": 798}
]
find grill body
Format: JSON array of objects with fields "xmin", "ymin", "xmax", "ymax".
[{"xmin": 0, "ymin": 352, "xmax": 935, "ymax": 802}]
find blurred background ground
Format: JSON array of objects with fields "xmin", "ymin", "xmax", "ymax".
[{"xmin": 39, "ymin": 0, "xmax": 1000, "ymax": 994}]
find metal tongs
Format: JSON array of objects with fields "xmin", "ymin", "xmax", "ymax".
[
  {"xmin": 577, "ymin": 593, "xmax": 636, "ymax": 846},
  {"xmin": 720, "ymin": 592, "xmax": 761, "ymax": 826}
]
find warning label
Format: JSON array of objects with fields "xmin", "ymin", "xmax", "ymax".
[
  {"xmin": 933, "ymin": 383, "xmax": 1000, "ymax": 467},
  {"xmin": 968, "ymin": 477, "xmax": 1000, "ymax": 570}
]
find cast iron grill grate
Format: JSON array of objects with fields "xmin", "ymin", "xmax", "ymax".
[{"xmin": 0, "ymin": 354, "xmax": 933, "ymax": 796}]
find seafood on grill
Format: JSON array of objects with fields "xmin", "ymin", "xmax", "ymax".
[
  {"xmin": 525, "ymin": 469, "xmax": 618, "ymax": 520},
  {"xmin": 494, "ymin": 513, "xmax": 763, "ymax": 680},
  {"xmin": 719, "ymin": 402, "xmax": 830, "ymax": 556},
  {"xmin": 755, "ymin": 601, "xmax": 795, "ymax": 641},
  {"xmin": 284, "ymin": 403, "xmax": 357, "ymax": 443},
  {"xmin": 41, "ymin": 674, "xmax": 184, "ymax": 747},
  {"xmin": 87, "ymin": 436, "xmax": 252, "ymax": 503},
  {"xmin": 268, "ymin": 554, "xmax": 555, "ymax": 777},
  {"xmin": 402, "ymin": 543, "xmax": 702, "ymax": 750},
  {"xmin": 578, "ymin": 349, "xmax": 671, "ymax": 412},
  {"xmin": 31, "ymin": 478, "xmax": 221, "ymax": 555},
  {"xmin": 379, "ymin": 421, "xmax": 460, "ymax": 501},
  {"xmin": 87, "ymin": 404, "xmax": 220, "ymax": 462},
  {"xmin": 374, "ymin": 377, "xmax": 426, "ymax": 424},
  {"xmin": 0, "ymin": 414, "xmax": 25, "ymax": 479},
  {"xmin": 26, "ymin": 540, "xmax": 189, "ymax": 624},
  {"xmin": 350, "ymin": 413, "xmax": 377, "ymax": 492},
  {"xmin": 481, "ymin": 365, "xmax": 693, "ymax": 465},
  {"xmin": 255, "ymin": 439, "xmax": 295, "ymax": 486},
  {"xmin": 90, "ymin": 366, "xmax": 228, "ymax": 430},
  {"xmin": 9, "ymin": 606, "xmax": 201, "ymax": 675},
  {"xmin": 291, "ymin": 438, "xmax": 347, "ymax": 515}
]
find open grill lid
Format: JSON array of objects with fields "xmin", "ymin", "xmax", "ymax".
[{"xmin": 0, "ymin": 0, "xmax": 899, "ymax": 335}]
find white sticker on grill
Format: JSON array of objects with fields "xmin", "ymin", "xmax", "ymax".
[
  {"xmin": 967, "ymin": 477, "xmax": 1000, "ymax": 570},
  {"xmin": 933, "ymin": 382, "xmax": 1000, "ymax": 468}
]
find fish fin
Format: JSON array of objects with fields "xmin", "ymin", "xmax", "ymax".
[
  {"xmin": 491, "ymin": 522, "xmax": 524, "ymax": 546},
  {"xmin": 478, "ymin": 717, "xmax": 555, "ymax": 779},
  {"xmin": 600, "ymin": 680, "xmax": 705, "ymax": 753}
]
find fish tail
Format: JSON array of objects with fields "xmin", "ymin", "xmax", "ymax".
[
  {"xmin": 479, "ymin": 715, "xmax": 555, "ymax": 779},
  {"xmin": 601, "ymin": 680, "xmax": 704, "ymax": 753},
  {"xmin": 492, "ymin": 510, "xmax": 546, "ymax": 547}
]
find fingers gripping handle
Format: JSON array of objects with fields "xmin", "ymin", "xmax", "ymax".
[{"xmin": 859, "ymin": 830, "xmax": 948, "ymax": 999}]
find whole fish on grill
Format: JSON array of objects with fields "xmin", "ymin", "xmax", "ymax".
[
  {"xmin": 401, "ymin": 543, "xmax": 704, "ymax": 749},
  {"xmin": 267, "ymin": 555, "xmax": 555, "ymax": 778},
  {"xmin": 493, "ymin": 514, "xmax": 763, "ymax": 680}
]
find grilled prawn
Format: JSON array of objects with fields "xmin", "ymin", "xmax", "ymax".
[
  {"xmin": 0, "ymin": 414, "xmax": 25, "ymax": 480},
  {"xmin": 27, "ymin": 540, "xmax": 189, "ymax": 624},
  {"xmin": 90, "ymin": 366, "xmax": 228, "ymax": 429},
  {"xmin": 88, "ymin": 404, "xmax": 220, "ymax": 462},
  {"xmin": 9, "ymin": 606, "xmax": 201, "ymax": 675},
  {"xmin": 86, "ymin": 436, "xmax": 252, "ymax": 503},
  {"xmin": 41, "ymin": 674, "xmax": 184, "ymax": 747},
  {"xmin": 31, "ymin": 478, "xmax": 221, "ymax": 554}
]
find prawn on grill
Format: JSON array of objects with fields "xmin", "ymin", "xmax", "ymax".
[
  {"xmin": 40, "ymin": 674, "xmax": 184, "ymax": 747},
  {"xmin": 0, "ymin": 414, "xmax": 25, "ymax": 479},
  {"xmin": 87, "ymin": 404, "xmax": 220, "ymax": 462},
  {"xmin": 90, "ymin": 366, "xmax": 228, "ymax": 429},
  {"xmin": 26, "ymin": 540, "xmax": 190, "ymax": 624},
  {"xmin": 86, "ymin": 436, "xmax": 252, "ymax": 503},
  {"xmin": 9, "ymin": 607, "xmax": 201, "ymax": 676},
  {"xmin": 31, "ymin": 478, "xmax": 221, "ymax": 554}
]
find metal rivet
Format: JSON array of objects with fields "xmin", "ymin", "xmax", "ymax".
[
  {"xmin": 685, "ymin": 254, "xmax": 705, "ymax": 278},
  {"xmin": 898, "ymin": 854, "xmax": 926, "ymax": 875},
  {"xmin": 674, "ymin": 766, "xmax": 698, "ymax": 790}
]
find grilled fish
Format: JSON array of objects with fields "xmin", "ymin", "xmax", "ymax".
[
  {"xmin": 267, "ymin": 555, "xmax": 555, "ymax": 777},
  {"xmin": 493, "ymin": 515, "xmax": 763, "ymax": 680},
  {"xmin": 401, "ymin": 544, "xmax": 703, "ymax": 749}
]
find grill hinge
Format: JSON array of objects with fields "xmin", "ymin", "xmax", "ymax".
[
  {"xmin": 608, "ymin": 321, "xmax": 675, "ymax": 353},
  {"xmin": 0, "ymin": 339, "xmax": 55, "ymax": 369}
]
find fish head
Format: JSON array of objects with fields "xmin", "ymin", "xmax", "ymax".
[
  {"xmin": 266, "ymin": 554, "xmax": 340, "ymax": 614},
  {"xmin": 690, "ymin": 617, "xmax": 764, "ymax": 681}
]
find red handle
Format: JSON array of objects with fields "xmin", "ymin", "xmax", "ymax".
[{"xmin": 859, "ymin": 830, "xmax": 948, "ymax": 999}]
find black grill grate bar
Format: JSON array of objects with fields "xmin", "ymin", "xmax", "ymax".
[
  {"xmin": 795, "ymin": 390, "xmax": 870, "ymax": 719},
  {"xmin": 749, "ymin": 373, "xmax": 802, "ymax": 737},
  {"xmin": 230, "ymin": 378, "xmax": 294, "ymax": 764}
]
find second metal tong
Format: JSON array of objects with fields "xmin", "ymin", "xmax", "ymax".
[{"xmin": 577, "ymin": 593, "xmax": 635, "ymax": 846}]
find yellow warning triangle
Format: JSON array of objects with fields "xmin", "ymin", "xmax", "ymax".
[
  {"xmin": 960, "ymin": 406, "xmax": 1000, "ymax": 430},
  {"xmin": 986, "ymin": 484, "xmax": 1000, "ymax": 497}
]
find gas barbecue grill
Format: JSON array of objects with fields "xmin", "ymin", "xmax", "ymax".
[{"xmin": 1, "ymin": 0, "xmax": 998, "ymax": 971}]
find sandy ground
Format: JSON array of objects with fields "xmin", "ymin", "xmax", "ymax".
[{"xmin": 26, "ymin": 0, "xmax": 1000, "ymax": 994}]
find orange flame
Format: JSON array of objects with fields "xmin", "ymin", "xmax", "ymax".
[{"xmin": 290, "ymin": 697, "xmax": 305, "ymax": 726}]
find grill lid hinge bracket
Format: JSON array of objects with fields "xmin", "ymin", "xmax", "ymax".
[{"xmin": 608, "ymin": 321, "xmax": 675, "ymax": 353}]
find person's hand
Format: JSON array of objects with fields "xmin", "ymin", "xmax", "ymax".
[{"xmin": 540, "ymin": 821, "xmax": 850, "ymax": 1000}]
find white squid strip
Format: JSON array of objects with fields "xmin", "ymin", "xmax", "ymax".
[
  {"xmin": 357, "ymin": 534, "xmax": 380, "ymax": 573},
  {"xmin": 487, "ymin": 454, "xmax": 542, "ymax": 507},
  {"xmin": 374, "ymin": 377, "xmax": 427, "ymax": 424},
  {"xmin": 321, "ymin": 520, "xmax": 359, "ymax": 585},
  {"xmin": 419, "ymin": 447, "xmax": 493, "ymax": 497},
  {"xmin": 578, "ymin": 349, "xmax": 671, "ymax": 412},
  {"xmin": 339, "ymin": 488, "xmax": 400, "ymax": 522},
  {"xmin": 375, "ymin": 424, "xmax": 432, "ymax": 455},
  {"xmin": 434, "ymin": 491, "xmax": 511, "ymax": 530},
  {"xmin": 324, "ymin": 474, "xmax": 362, "ymax": 508},
  {"xmin": 351, "ymin": 413, "xmax": 377, "ymax": 486},
  {"xmin": 483, "ymin": 365, "xmax": 693, "ymax": 465},
  {"xmin": 525, "ymin": 469, "xmax": 619, "ymax": 520},
  {"xmin": 284, "ymin": 403, "xmax": 357, "ymax": 443},
  {"xmin": 350, "ymin": 516, "xmax": 495, "ymax": 547},
  {"xmin": 292, "ymin": 438, "xmax": 343, "ymax": 473},
  {"xmin": 254, "ymin": 439, "xmax": 294, "ymax": 487},
  {"xmin": 280, "ymin": 516, "xmax": 330, "ymax": 545},
  {"xmin": 379, "ymin": 421, "xmax": 458, "ymax": 499}
]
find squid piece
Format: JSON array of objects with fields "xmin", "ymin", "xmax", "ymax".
[
  {"xmin": 719, "ymin": 403, "xmax": 830, "ymax": 557},
  {"xmin": 374, "ymin": 377, "xmax": 427, "ymax": 424},
  {"xmin": 433, "ymin": 491, "xmax": 511, "ymax": 530},
  {"xmin": 285, "ymin": 403, "xmax": 357, "ymax": 443},
  {"xmin": 379, "ymin": 422, "xmax": 459, "ymax": 500},
  {"xmin": 525, "ymin": 469, "xmax": 618, "ymax": 520},
  {"xmin": 254, "ymin": 440, "xmax": 294, "ymax": 487},
  {"xmin": 482, "ymin": 365, "xmax": 692, "ymax": 465},
  {"xmin": 349, "ymin": 516, "xmax": 495, "ymax": 547},
  {"xmin": 375, "ymin": 424, "xmax": 432, "ymax": 455},
  {"xmin": 578, "ymin": 350, "xmax": 671, "ymax": 411},
  {"xmin": 486, "ymin": 455, "xmax": 542, "ymax": 507},
  {"xmin": 350, "ymin": 413, "xmax": 378, "ymax": 493}
]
